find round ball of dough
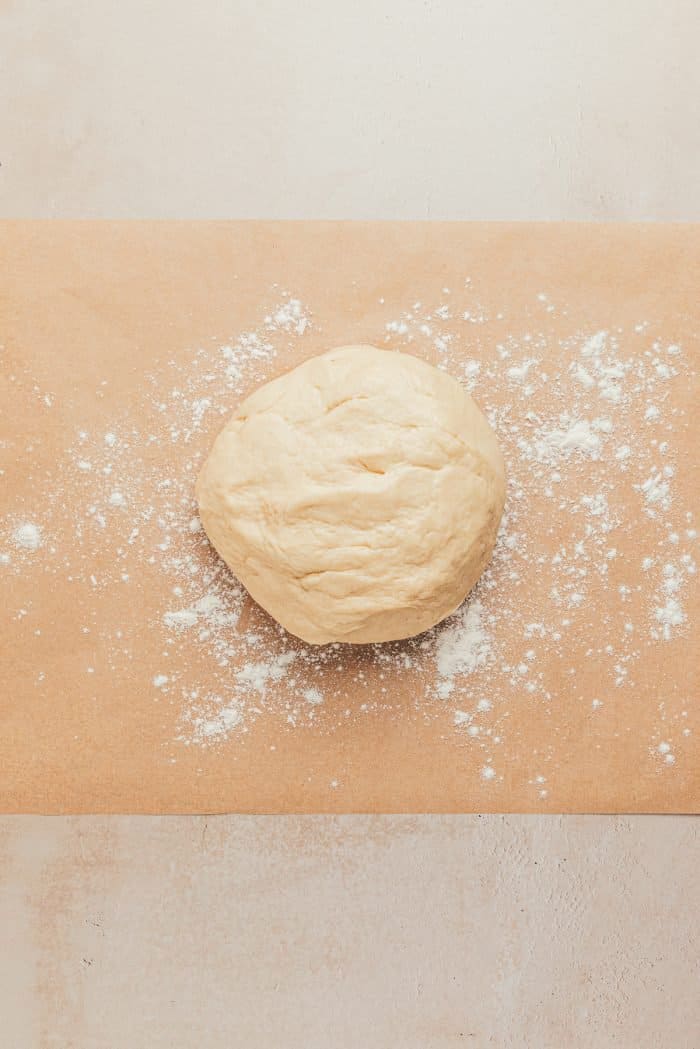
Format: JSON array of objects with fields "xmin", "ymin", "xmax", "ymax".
[{"xmin": 196, "ymin": 346, "xmax": 506, "ymax": 645}]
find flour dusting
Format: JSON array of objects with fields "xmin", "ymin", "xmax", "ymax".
[
  {"xmin": 435, "ymin": 600, "xmax": 492, "ymax": 699},
  {"xmin": 2, "ymin": 281, "xmax": 697, "ymax": 799},
  {"xmin": 13, "ymin": 522, "xmax": 43, "ymax": 551}
]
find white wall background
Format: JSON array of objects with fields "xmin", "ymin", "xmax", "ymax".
[{"xmin": 2, "ymin": 0, "xmax": 699, "ymax": 219}]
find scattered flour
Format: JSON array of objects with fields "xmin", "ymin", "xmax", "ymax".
[
  {"xmin": 236, "ymin": 651, "xmax": 297, "ymax": 695},
  {"xmin": 434, "ymin": 600, "xmax": 492, "ymax": 699},
  {"xmin": 187, "ymin": 701, "xmax": 243, "ymax": 743},
  {"xmin": 2, "ymin": 285, "xmax": 696, "ymax": 794},
  {"xmin": 163, "ymin": 609, "xmax": 199, "ymax": 630},
  {"xmin": 520, "ymin": 417, "xmax": 609, "ymax": 463}
]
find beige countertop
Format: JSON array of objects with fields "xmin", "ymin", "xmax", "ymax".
[
  {"xmin": 2, "ymin": 815, "xmax": 699, "ymax": 1048},
  {"xmin": 2, "ymin": 0, "xmax": 699, "ymax": 222}
]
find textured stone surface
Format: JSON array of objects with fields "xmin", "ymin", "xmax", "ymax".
[{"xmin": 1, "ymin": 816, "xmax": 698, "ymax": 1047}]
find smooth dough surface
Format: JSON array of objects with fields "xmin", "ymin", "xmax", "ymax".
[{"xmin": 196, "ymin": 345, "xmax": 506, "ymax": 644}]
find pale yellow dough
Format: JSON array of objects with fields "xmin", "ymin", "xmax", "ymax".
[{"xmin": 196, "ymin": 346, "xmax": 506, "ymax": 644}]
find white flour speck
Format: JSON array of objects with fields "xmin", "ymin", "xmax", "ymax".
[{"xmin": 13, "ymin": 523, "xmax": 43, "ymax": 551}]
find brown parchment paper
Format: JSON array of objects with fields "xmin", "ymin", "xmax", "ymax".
[{"xmin": 1, "ymin": 222, "xmax": 698, "ymax": 813}]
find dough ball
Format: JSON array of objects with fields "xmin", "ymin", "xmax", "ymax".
[{"xmin": 196, "ymin": 345, "xmax": 506, "ymax": 644}]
